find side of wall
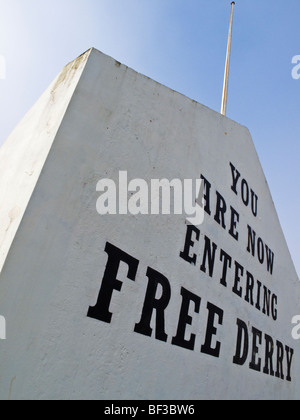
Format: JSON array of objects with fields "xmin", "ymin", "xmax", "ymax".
[
  {"xmin": 0, "ymin": 49, "xmax": 91, "ymax": 273},
  {"xmin": 0, "ymin": 49, "xmax": 299, "ymax": 400}
]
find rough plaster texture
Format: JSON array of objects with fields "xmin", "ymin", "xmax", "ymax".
[{"xmin": 0, "ymin": 48, "xmax": 299, "ymax": 400}]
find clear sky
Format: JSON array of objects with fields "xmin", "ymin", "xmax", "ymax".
[{"xmin": 0, "ymin": 0, "xmax": 299, "ymax": 276}]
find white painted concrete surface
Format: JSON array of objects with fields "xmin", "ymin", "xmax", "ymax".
[
  {"xmin": 0, "ymin": 49, "xmax": 299, "ymax": 400},
  {"xmin": 0, "ymin": 50, "xmax": 91, "ymax": 275}
]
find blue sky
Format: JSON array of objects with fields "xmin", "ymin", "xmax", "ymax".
[{"xmin": 0, "ymin": 0, "xmax": 299, "ymax": 276}]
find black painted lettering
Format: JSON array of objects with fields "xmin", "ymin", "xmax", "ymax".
[
  {"xmin": 275, "ymin": 341, "xmax": 285, "ymax": 380},
  {"xmin": 241, "ymin": 179, "xmax": 249, "ymax": 206},
  {"xmin": 265, "ymin": 245, "xmax": 274, "ymax": 275},
  {"xmin": 263, "ymin": 334, "xmax": 275, "ymax": 376},
  {"xmin": 232, "ymin": 321, "xmax": 291, "ymax": 383},
  {"xmin": 232, "ymin": 261, "xmax": 244, "ymax": 298},
  {"xmin": 271, "ymin": 294, "xmax": 278, "ymax": 321},
  {"xmin": 251, "ymin": 189, "xmax": 258, "ymax": 217},
  {"xmin": 134, "ymin": 267, "xmax": 171, "ymax": 342},
  {"xmin": 229, "ymin": 206, "xmax": 240, "ymax": 241},
  {"xmin": 230, "ymin": 162, "xmax": 241, "ymax": 195},
  {"xmin": 247, "ymin": 225, "xmax": 256, "ymax": 256},
  {"xmin": 255, "ymin": 280, "xmax": 262, "ymax": 311},
  {"xmin": 233, "ymin": 319, "xmax": 249, "ymax": 366},
  {"xmin": 200, "ymin": 236, "xmax": 217, "ymax": 278},
  {"xmin": 219, "ymin": 249, "xmax": 232, "ymax": 288},
  {"xmin": 87, "ymin": 242, "xmax": 139, "ymax": 323},
  {"xmin": 286, "ymin": 346, "xmax": 294, "ymax": 382},
  {"xmin": 180, "ymin": 224, "xmax": 200, "ymax": 265},
  {"xmin": 244, "ymin": 271, "xmax": 255, "ymax": 306},
  {"xmin": 262, "ymin": 286, "xmax": 271, "ymax": 317},
  {"xmin": 214, "ymin": 191, "xmax": 227, "ymax": 229},
  {"xmin": 172, "ymin": 288, "xmax": 201, "ymax": 351},
  {"xmin": 200, "ymin": 302, "xmax": 224, "ymax": 358},
  {"xmin": 249, "ymin": 327, "xmax": 262, "ymax": 372},
  {"xmin": 200, "ymin": 175, "xmax": 212, "ymax": 216},
  {"xmin": 257, "ymin": 237, "xmax": 264, "ymax": 264}
]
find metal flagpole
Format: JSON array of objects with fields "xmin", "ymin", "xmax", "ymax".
[{"xmin": 221, "ymin": 1, "xmax": 235, "ymax": 116}]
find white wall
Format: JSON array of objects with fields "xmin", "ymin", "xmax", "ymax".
[
  {"xmin": 0, "ymin": 49, "xmax": 91, "ymax": 274},
  {"xmin": 0, "ymin": 49, "xmax": 299, "ymax": 400}
]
